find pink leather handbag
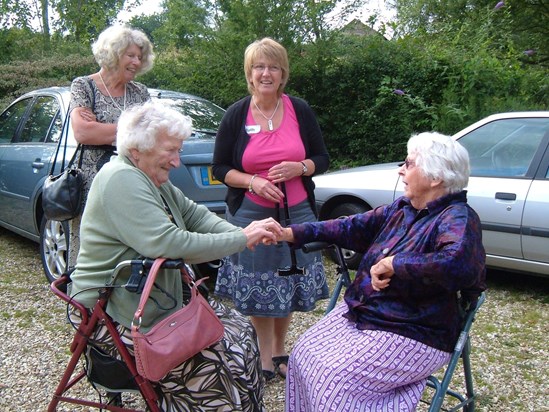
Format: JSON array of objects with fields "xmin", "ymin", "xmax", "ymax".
[{"xmin": 131, "ymin": 258, "xmax": 224, "ymax": 382}]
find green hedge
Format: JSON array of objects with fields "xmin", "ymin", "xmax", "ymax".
[{"xmin": 1, "ymin": 32, "xmax": 546, "ymax": 169}]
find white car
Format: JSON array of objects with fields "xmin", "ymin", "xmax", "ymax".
[{"xmin": 314, "ymin": 112, "xmax": 549, "ymax": 277}]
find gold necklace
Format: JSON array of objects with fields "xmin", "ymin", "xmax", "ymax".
[
  {"xmin": 98, "ymin": 71, "xmax": 126, "ymax": 111},
  {"xmin": 253, "ymin": 97, "xmax": 280, "ymax": 131}
]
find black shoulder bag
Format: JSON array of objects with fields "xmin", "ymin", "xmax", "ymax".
[{"xmin": 42, "ymin": 112, "xmax": 84, "ymax": 222}]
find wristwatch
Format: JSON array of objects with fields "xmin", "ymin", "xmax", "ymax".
[{"xmin": 300, "ymin": 161, "xmax": 308, "ymax": 176}]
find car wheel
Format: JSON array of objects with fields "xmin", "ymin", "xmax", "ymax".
[
  {"xmin": 39, "ymin": 216, "xmax": 70, "ymax": 284},
  {"xmin": 326, "ymin": 203, "xmax": 370, "ymax": 270}
]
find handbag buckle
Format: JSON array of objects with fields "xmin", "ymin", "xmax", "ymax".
[{"xmin": 131, "ymin": 315, "xmax": 142, "ymax": 329}]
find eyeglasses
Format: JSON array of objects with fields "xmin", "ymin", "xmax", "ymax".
[
  {"xmin": 403, "ymin": 158, "xmax": 416, "ymax": 170},
  {"xmin": 252, "ymin": 64, "xmax": 281, "ymax": 73}
]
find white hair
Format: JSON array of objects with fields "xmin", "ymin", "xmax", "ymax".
[
  {"xmin": 407, "ymin": 132, "xmax": 470, "ymax": 193},
  {"xmin": 116, "ymin": 101, "xmax": 193, "ymax": 157}
]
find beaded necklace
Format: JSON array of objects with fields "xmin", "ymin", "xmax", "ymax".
[{"xmin": 98, "ymin": 71, "xmax": 126, "ymax": 111}]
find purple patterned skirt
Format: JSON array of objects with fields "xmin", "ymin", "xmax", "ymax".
[{"xmin": 285, "ymin": 303, "xmax": 451, "ymax": 412}]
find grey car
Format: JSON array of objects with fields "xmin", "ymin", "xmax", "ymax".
[
  {"xmin": 314, "ymin": 112, "xmax": 549, "ymax": 277},
  {"xmin": 0, "ymin": 87, "xmax": 227, "ymax": 283}
]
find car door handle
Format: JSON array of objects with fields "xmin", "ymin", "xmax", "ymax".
[
  {"xmin": 32, "ymin": 160, "xmax": 45, "ymax": 169},
  {"xmin": 495, "ymin": 192, "xmax": 516, "ymax": 201}
]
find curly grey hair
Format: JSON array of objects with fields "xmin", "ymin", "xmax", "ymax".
[{"xmin": 92, "ymin": 25, "xmax": 155, "ymax": 75}]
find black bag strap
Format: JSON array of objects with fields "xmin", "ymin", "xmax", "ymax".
[
  {"xmin": 51, "ymin": 76, "xmax": 97, "ymax": 174},
  {"xmin": 50, "ymin": 112, "xmax": 80, "ymax": 175}
]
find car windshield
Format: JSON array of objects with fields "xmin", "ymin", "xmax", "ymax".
[{"xmin": 155, "ymin": 96, "xmax": 225, "ymax": 139}]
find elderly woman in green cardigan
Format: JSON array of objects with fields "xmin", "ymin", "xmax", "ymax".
[{"xmin": 70, "ymin": 100, "xmax": 281, "ymax": 411}]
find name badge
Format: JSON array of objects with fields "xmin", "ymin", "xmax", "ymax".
[{"xmin": 246, "ymin": 125, "xmax": 261, "ymax": 134}]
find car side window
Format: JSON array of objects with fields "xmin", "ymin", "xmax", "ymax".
[
  {"xmin": 47, "ymin": 111, "xmax": 63, "ymax": 143},
  {"xmin": 18, "ymin": 96, "xmax": 60, "ymax": 143},
  {"xmin": 0, "ymin": 98, "xmax": 31, "ymax": 143},
  {"xmin": 458, "ymin": 118, "xmax": 549, "ymax": 178}
]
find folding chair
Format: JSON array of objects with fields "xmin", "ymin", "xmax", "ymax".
[
  {"xmin": 48, "ymin": 258, "xmax": 166, "ymax": 412},
  {"xmin": 422, "ymin": 292, "xmax": 485, "ymax": 412},
  {"xmin": 303, "ymin": 242, "xmax": 486, "ymax": 412}
]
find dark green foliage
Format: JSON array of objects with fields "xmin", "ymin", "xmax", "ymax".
[{"xmin": 292, "ymin": 35, "xmax": 444, "ymax": 166}]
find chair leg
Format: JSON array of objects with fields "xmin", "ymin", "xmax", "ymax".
[
  {"xmin": 49, "ymin": 307, "xmax": 162, "ymax": 411},
  {"xmin": 48, "ymin": 312, "xmax": 99, "ymax": 411},
  {"xmin": 461, "ymin": 340, "xmax": 476, "ymax": 412}
]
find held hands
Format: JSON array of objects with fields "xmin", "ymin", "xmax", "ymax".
[
  {"xmin": 277, "ymin": 227, "xmax": 295, "ymax": 243},
  {"xmin": 370, "ymin": 256, "xmax": 395, "ymax": 291},
  {"xmin": 243, "ymin": 218, "xmax": 283, "ymax": 251}
]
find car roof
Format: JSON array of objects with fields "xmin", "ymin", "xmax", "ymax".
[
  {"xmin": 14, "ymin": 86, "xmax": 213, "ymax": 106},
  {"xmin": 453, "ymin": 111, "xmax": 549, "ymax": 139}
]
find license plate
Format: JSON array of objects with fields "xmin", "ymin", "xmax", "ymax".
[{"xmin": 200, "ymin": 166, "xmax": 222, "ymax": 185}]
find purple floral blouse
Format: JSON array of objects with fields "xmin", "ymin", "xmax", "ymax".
[{"xmin": 290, "ymin": 190, "xmax": 486, "ymax": 352}]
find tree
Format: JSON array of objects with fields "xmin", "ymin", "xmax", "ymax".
[
  {"xmin": 393, "ymin": 0, "xmax": 548, "ymax": 67},
  {"xmin": 52, "ymin": 0, "xmax": 126, "ymax": 42},
  {"xmin": 141, "ymin": 0, "xmax": 367, "ymax": 106}
]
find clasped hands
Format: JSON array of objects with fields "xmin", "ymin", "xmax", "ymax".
[
  {"xmin": 243, "ymin": 220, "xmax": 396, "ymax": 291},
  {"xmin": 250, "ymin": 161, "xmax": 306, "ymax": 203},
  {"xmin": 242, "ymin": 219, "xmax": 295, "ymax": 251}
]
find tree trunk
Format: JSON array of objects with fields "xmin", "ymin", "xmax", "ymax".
[{"xmin": 41, "ymin": 0, "xmax": 50, "ymax": 50}]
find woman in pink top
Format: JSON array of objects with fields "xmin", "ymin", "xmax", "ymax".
[{"xmin": 213, "ymin": 38, "xmax": 330, "ymax": 383}]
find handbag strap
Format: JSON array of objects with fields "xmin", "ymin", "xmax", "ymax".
[
  {"xmin": 133, "ymin": 258, "xmax": 166, "ymax": 330},
  {"xmin": 132, "ymin": 258, "xmax": 205, "ymax": 331}
]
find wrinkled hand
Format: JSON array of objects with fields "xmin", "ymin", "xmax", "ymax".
[
  {"xmin": 268, "ymin": 161, "xmax": 302, "ymax": 184},
  {"xmin": 79, "ymin": 107, "xmax": 97, "ymax": 122},
  {"xmin": 370, "ymin": 256, "xmax": 395, "ymax": 291},
  {"xmin": 277, "ymin": 227, "xmax": 295, "ymax": 243},
  {"xmin": 243, "ymin": 217, "xmax": 283, "ymax": 250},
  {"xmin": 252, "ymin": 176, "xmax": 284, "ymax": 203}
]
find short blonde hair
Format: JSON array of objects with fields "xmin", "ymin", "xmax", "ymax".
[
  {"xmin": 117, "ymin": 101, "xmax": 193, "ymax": 158},
  {"xmin": 244, "ymin": 38, "xmax": 289, "ymax": 97},
  {"xmin": 92, "ymin": 25, "xmax": 155, "ymax": 75}
]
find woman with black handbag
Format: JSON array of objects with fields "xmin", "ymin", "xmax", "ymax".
[{"xmin": 67, "ymin": 24, "xmax": 154, "ymax": 269}]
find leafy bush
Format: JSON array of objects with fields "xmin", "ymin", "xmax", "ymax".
[{"xmin": 0, "ymin": 52, "xmax": 95, "ymax": 110}]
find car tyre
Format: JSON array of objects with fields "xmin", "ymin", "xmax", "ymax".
[
  {"xmin": 326, "ymin": 203, "xmax": 370, "ymax": 270},
  {"xmin": 39, "ymin": 216, "xmax": 70, "ymax": 285}
]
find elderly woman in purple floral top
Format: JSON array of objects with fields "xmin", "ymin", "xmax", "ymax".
[{"xmin": 278, "ymin": 132, "xmax": 486, "ymax": 411}]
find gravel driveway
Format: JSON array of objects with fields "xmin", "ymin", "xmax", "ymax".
[{"xmin": 0, "ymin": 227, "xmax": 547, "ymax": 411}]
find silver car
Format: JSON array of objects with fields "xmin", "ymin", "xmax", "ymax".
[
  {"xmin": 0, "ymin": 87, "xmax": 227, "ymax": 283},
  {"xmin": 314, "ymin": 112, "xmax": 549, "ymax": 277}
]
